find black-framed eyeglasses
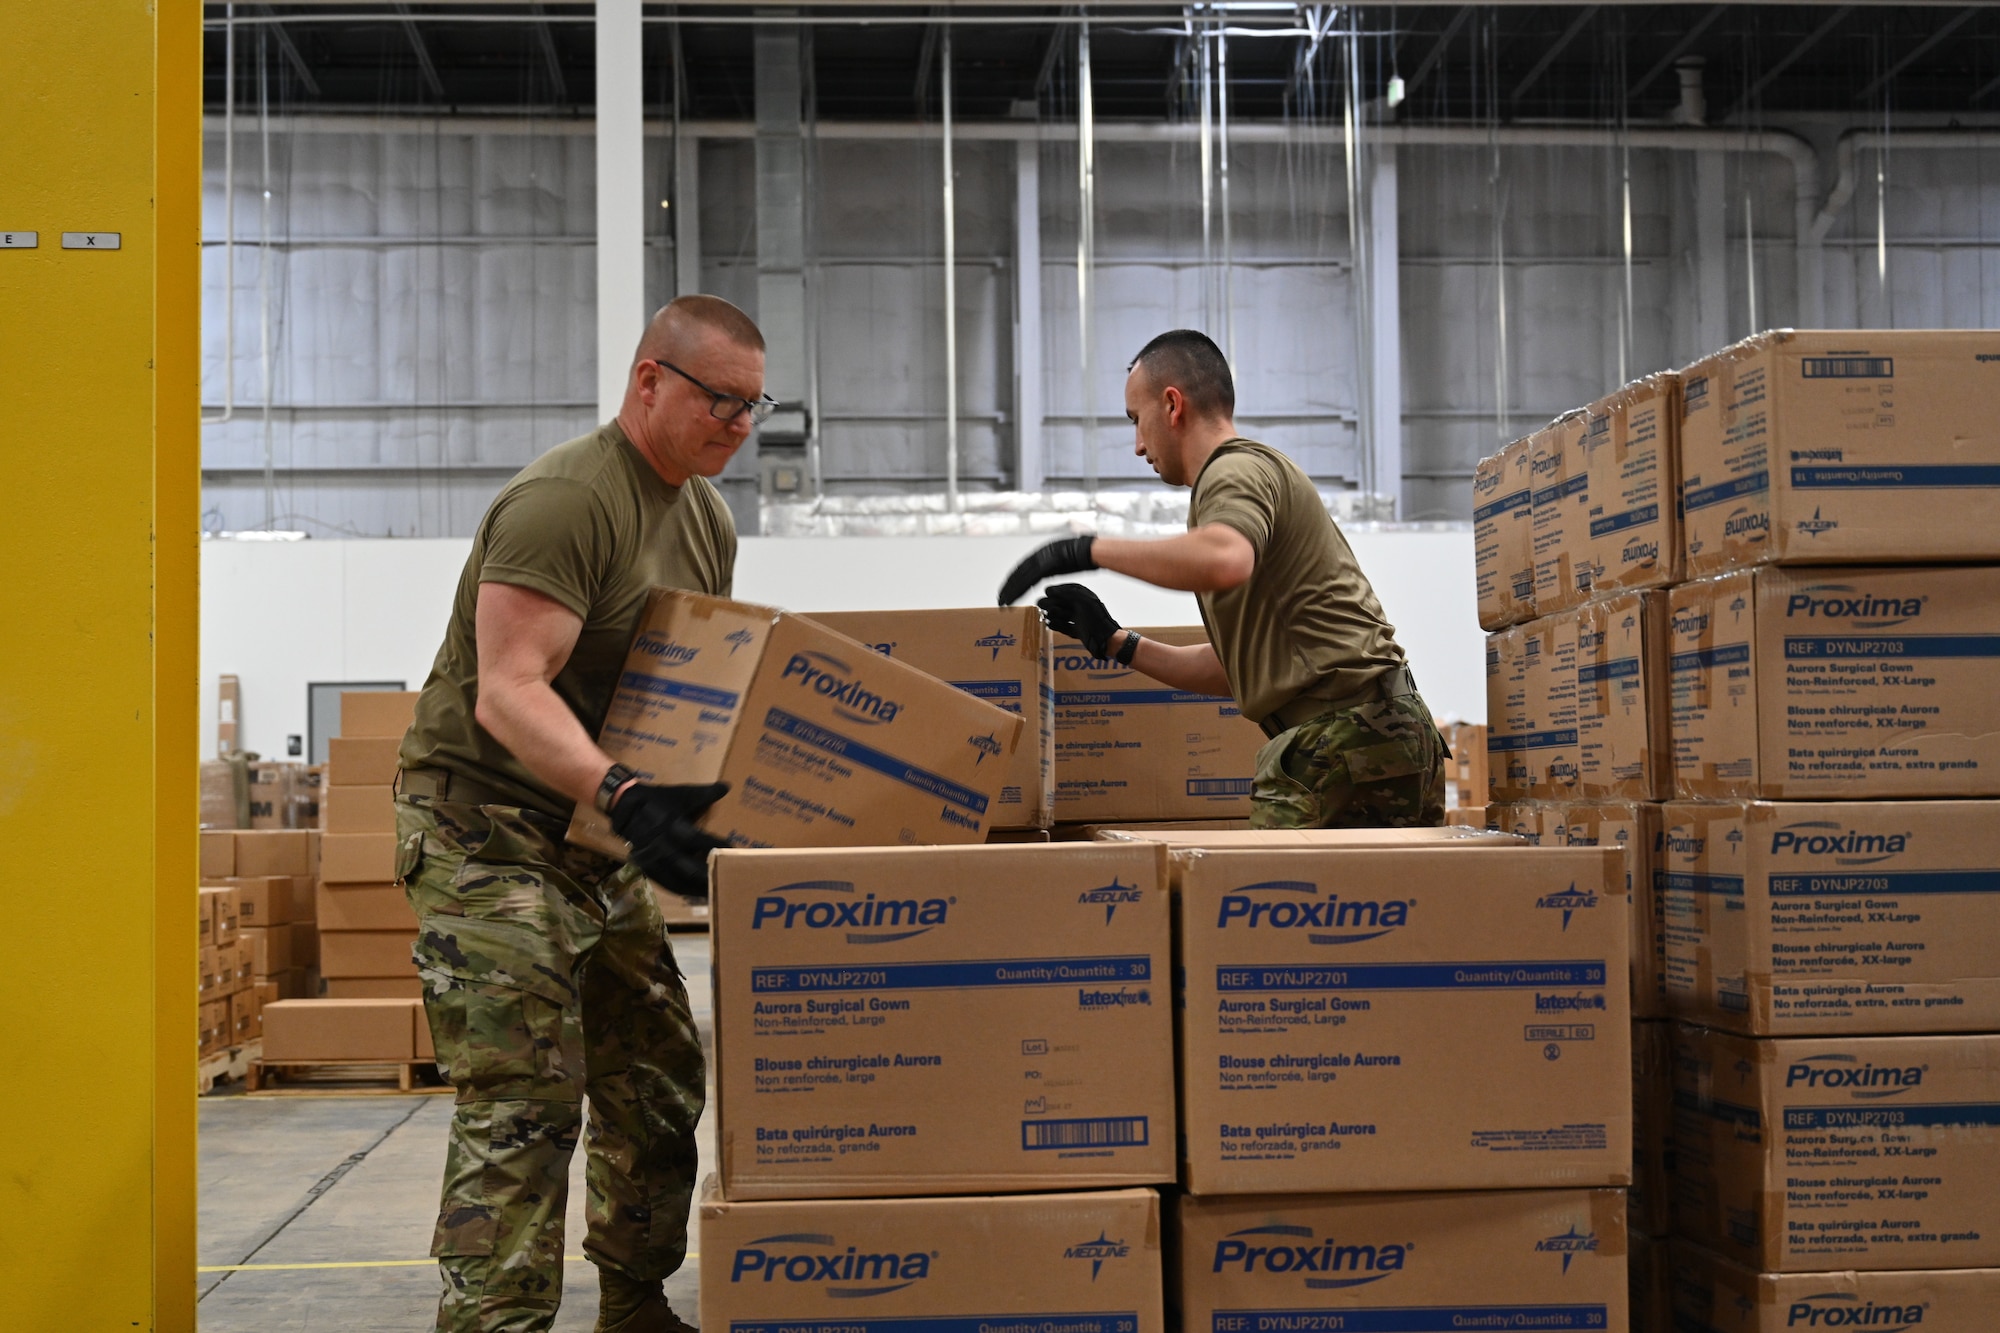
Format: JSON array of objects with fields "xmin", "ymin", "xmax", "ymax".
[{"xmin": 653, "ymin": 359, "xmax": 779, "ymax": 426}]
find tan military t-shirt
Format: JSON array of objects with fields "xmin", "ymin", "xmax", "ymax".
[
  {"xmin": 1189, "ymin": 439, "xmax": 1405, "ymax": 723},
  {"xmin": 400, "ymin": 421, "xmax": 736, "ymax": 818}
]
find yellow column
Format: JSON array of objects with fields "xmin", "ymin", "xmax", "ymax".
[{"xmin": 0, "ymin": 3, "xmax": 200, "ymax": 1329}]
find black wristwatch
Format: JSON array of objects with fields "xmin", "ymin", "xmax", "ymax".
[
  {"xmin": 1114, "ymin": 630, "xmax": 1142, "ymax": 667},
  {"xmin": 596, "ymin": 762, "xmax": 640, "ymax": 814}
]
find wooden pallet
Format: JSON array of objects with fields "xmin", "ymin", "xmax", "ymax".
[
  {"xmin": 199, "ymin": 1039, "xmax": 262, "ymax": 1095},
  {"xmin": 247, "ymin": 1057, "xmax": 450, "ymax": 1095}
]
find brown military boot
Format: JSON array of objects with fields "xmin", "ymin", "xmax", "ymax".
[{"xmin": 594, "ymin": 1268, "xmax": 698, "ymax": 1333}]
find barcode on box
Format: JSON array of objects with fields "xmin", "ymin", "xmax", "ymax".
[
  {"xmin": 1802, "ymin": 357, "xmax": 1893, "ymax": 379},
  {"xmin": 1186, "ymin": 778, "xmax": 1253, "ymax": 796},
  {"xmin": 1021, "ymin": 1116, "xmax": 1149, "ymax": 1151}
]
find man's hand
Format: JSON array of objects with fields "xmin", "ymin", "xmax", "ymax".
[
  {"xmin": 998, "ymin": 535, "xmax": 1097, "ymax": 606},
  {"xmin": 1039, "ymin": 584, "xmax": 1125, "ymax": 661},
  {"xmin": 611, "ymin": 781, "xmax": 731, "ymax": 899}
]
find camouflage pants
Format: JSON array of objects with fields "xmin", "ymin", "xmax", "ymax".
[
  {"xmin": 1250, "ymin": 691, "xmax": 1448, "ymax": 829},
  {"xmin": 396, "ymin": 795, "xmax": 706, "ymax": 1333}
]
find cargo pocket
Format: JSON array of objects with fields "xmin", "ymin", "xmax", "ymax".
[
  {"xmin": 395, "ymin": 829, "xmax": 425, "ymax": 886},
  {"xmin": 1342, "ymin": 737, "xmax": 1427, "ymax": 785},
  {"xmin": 426, "ymin": 975, "xmax": 582, "ymax": 1100}
]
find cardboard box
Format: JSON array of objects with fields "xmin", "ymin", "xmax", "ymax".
[
  {"xmin": 1531, "ymin": 410, "xmax": 1596, "ymax": 614},
  {"xmin": 201, "ymin": 759, "xmax": 239, "ymax": 829},
  {"xmin": 234, "ymin": 829, "xmax": 315, "ymax": 877},
  {"xmin": 325, "ymin": 977, "xmax": 422, "ymax": 999},
  {"xmin": 1673, "ymin": 1026, "xmax": 2000, "ymax": 1270},
  {"xmin": 807, "ymin": 608, "xmax": 1054, "ymax": 829},
  {"xmin": 198, "ymin": 944, "xmax": 222, "ymax": 996},
  {"xmin": 209, "ymin": 888, "xmax": 239, "ymax": 947},
  {"xmin": 288, "ymin": 874, "xmax": 317, "ymax": 923},
  {"xmin": 197, "ymin": 888, "xmax": 219, "ymax": 945},
  {"xmin": 1052, "ymin": 819, "xmax": 1252, "ymax": 842},
  {"xmin": 226, "ymin": 941, "xmax": 254, "ymax": 991},
  {"xmin": 1445, "ymin": 805, "xmax": 1489, "ymax": 828},
  {"xmin": 217, "ymin": 673, "xmax": 241, "ymax": 755},
  {"xmin": 1095, "ymin": 827, "xmax": 1515, "ymax": 850},
  {"xmin": 1174, "ymin": 843, "xmax": 1630, "ymax": 1195},
  {"xmin": 200, "ymin": 829, "xmax": 235, "ymax": 878},
  {"xmin": 316, "ymin": 882, "xmax": 417, "ymax": 932},
  {"xmin": 1545, "ymin": 800, "xmax": 1666, "ymax": 1018},
  {"xmin": 1630, "ymin": 1019, "xmax": 1672, "ymax": 1237},
  {"xmin": 240, "ymin": 925, "xmax": 294, "ymax": 976},
  {"xmin": 225, "ymin": 875, "xmax": 297, "ymax": 927},
  {"xmin": 1445, "ymin": 720, "xmax": 1490, "ymax": 808},
  {"xmin": 327, "ymin": 736, "xmax": 403, "ymax": 787},
  {"xmin": 318, "ymin": 930, "xmax": 417, "ymax": 979},
  {"xmin": 711, "ymin": 842, "xmax": 1176, "ymax": 1199},
  {"xmin": 229, "ymin": 987, "xmax": 262, "ymax": 1044},
  {"xmin": 567, "ymin": 592, "xmax": 1023, "ymax": 855},
  {"xmin": 1474, "ymin": 435, "xmax": 1538, "ymax": 630},
  {"xmin": 1519, "ymin": 611, "xmax": 1581, "ymax": 796},
  {"xmin": 1679, "ymin": 330, "xmax": 2000, "ymax": 577},
  {"xmin": 340, "ymin": 690, "xmax": 419, "ymax": 739},
  {"xmin": 415, "ymin": 1001, "xmax": 435, "ymax": 1061},
  {"xmin": 320, "ymin": 832, "xmax": 397, "ymax": 884},
  {"xmin": 1576, "ymin": 592, "xmax": 1673, "ymax": 801},
  {"xmin": 1669, "ymin": 566, "xmax": 2000, "ymax": 800},
  {"xmin": 1660, "ymin": 799, "xmax": 2000, "ymax": 1034},
  {"xmin": 700, "ymin": 1184, "xmax": 1162, "ymax": 1333},
  {"xmin": 262, "ymin": 998, "xmax": 418, "ymax": 1062},
  {"xmin": 199, "ymin": 999, "xmax": 230, "ymax": 1056},
  {"xmin": 1629, "ymin": 1230, "xmax": 1670, "ymax": 1333},
  {"xmin": 322, "ymin": 784, "xmax": 396, "ymax": 834},
  {"xmin": 1585, "ymin": 371, "xmax": 1683, "ymax": 596},
  {"xmin": 1485, "ymin": 626, "xmax": 1533, "ymax": 801},
  {"xmin": 1668, "ymin": 1237, "xmax": 2000, "ymax": 1332},
  {"xmin": 246, "ymin": 761, "xmax": 294, "ymax": 830},
  {"xmin": 1177, "ymin": 1189, "xmax": 1628, "ymax": 1333},
  {"xmin": 291, "ymin": 920, "xmax": 320, "ymax": 969},
  {"xmin": 1051, "ymin": 628, "xmax": 1266, "ymax": 823},
  {"xmin": 256, "ymin": 980, "xmax": 281, "ymax": 1007}
]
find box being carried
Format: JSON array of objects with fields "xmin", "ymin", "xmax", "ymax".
[
  {"xmin": 1680, "ymin": 330, "xmax": 2000, "ymax": 576},
  {"xmin": 807, "ymin": 608, "xmax": 1053, "ymax": 829},
  {"xmin": 1672, "ymin": 1026, "xmax": 2000, "ymax": 1271},
  {"xmin": 1174, "ymin": 843, "xmax": 1631, "ymax": 1195},
  {"xmin": 699, "ymin": 1184, "xmax": 1163, "ymax": 1333},
  {"xmin": 1661, "ymin": 799, "xmax": 2000, "ymax": 1034},
  {"xmin": 710, "ymin": 842, "xmax": 1175, "ymax": 1199},
  {"xmin": 1176, "ymin": 1189, "xmax": 1629, "ymax": 1333},
  {"xmin": 1668, "ymin": 1239, "xmax": 2000, "ymax": 1333},
  {"xmin": 1669, "ymin": 565, "xmax": 2000, "ymax": 799},
  {"xmin": 568, "ymin": 592, "xmax": 1024, "ymax": 854}
]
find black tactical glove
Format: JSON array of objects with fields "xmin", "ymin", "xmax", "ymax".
[
  {"xmin": 1039, "ymin": 583, "xmax": 1127, "ymax": 662},
  {"xmin": 610, "ymin": 781, "xmax": 730, "ymax": 900},
  {"xmin": 998, "ymin": 535, "xmax": 1097, "ymax": 606}
]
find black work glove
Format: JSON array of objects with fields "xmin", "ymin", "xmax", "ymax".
[
  {"xmin": 610, "ymin": 781, "xmax": 730, "ymax": 900},
  {"xmin": 998, "ymin": 535, "xmax": 1097, "ymax": 606},
  {"xmin": 1040, "ymin": 583, "xmax": 1125, "ymax": 661}
]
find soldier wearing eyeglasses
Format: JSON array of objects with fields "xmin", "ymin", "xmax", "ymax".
[{"xmin": 393, "ymin": 295, "xmax": 776, "ymax": 1333}]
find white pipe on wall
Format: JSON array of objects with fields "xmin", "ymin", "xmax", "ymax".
[{"xmin": 595, "ymin": 0, "xmax": 645, "ymax": 421}]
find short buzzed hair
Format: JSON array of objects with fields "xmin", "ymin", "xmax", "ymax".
[
  {"xmin": 1129, "ymin": 329, "xmax": 1234, "ymax": 417},
  {"xmin": 634, "ymin": 294, "xmax": 765, "ymax": 368}
]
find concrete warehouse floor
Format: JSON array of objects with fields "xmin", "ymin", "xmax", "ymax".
[{"xmin": 198, "ymin": 936, "xmax": 715, "ymax": 1331}]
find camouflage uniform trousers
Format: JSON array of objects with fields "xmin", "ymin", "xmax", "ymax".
[
  {"xmin": 395, "ymin": 794, "xmax": 706, "ymax": 1333},
  {"xmin": 1249, "ymin": 690, "xmax": 1449, "ymax": 829}
]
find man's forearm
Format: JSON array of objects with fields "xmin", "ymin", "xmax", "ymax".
[
  {"xmin": 1127, "ymin": 637, "xmax": 1233, "ymax": 696},
  {"xmin": 1092, "ymin": 526, "xmax": 1254, "ymax": 593},
  {"xmin": 476, "ymin": 678, "xmax": 615, "ymax": 808}
]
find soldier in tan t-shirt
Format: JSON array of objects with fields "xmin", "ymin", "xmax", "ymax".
[
  {"xmin": 999, "ymin": 328, "xmax": 1446, "ymax": 828},
  {"xmin": 395, "ymin": 296, "xmax": 773, "ymax": 1333}
]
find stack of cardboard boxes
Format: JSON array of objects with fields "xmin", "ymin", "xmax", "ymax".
[
  {"xmin": 318, "ymin": 691, "xmax": 420, "ymax": 999},
  {"xmin": 197, "ymin": 828, "xmax": 322, "ymax": 1062},
  {"xmin": 1476, "ymin": 329, "xmax": 2000, "ymax": 1330}
]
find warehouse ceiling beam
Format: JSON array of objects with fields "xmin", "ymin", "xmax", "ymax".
[
  {"xmin": 1721, "ymin": 5, "xmax": 1854, "ymax": 121},
  {"xmin": 1854, "ymin": 7, "xmax": 1977, "ymax": 104},
  {"xmin": 392, "ymin": 4, "xmax": 447, "ymax": 100},
  {"xmin": 259, "ymin": 7, "xmax": 323, "ymax": 97},
  {"xmin": 1404, "ymin": 6, "xmax": 1471, "ymax": 97},
  {"xmin": 1627, "ymin": 4, "xmax": 1724, "ymax": 103},
  {"xmin": 1509, "ymin": 5, "xmax": 1595, "ymax": 105},
  {"xmin": 528, "ymin": 3, "xmax": 567, "ymax": 101}
]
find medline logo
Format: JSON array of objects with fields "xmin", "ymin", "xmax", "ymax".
[
  {"xmin": 1211, "ymin": 1224, "xmax": 1409, "ymax": 1289},
  {"xmin": 1785, "ymin": 1053, "xmax": 1926, "ymax": 1099},
  {"xmin": 750, "ymin": 879, "xmax": 950, "ymax": 943},
  {"xmin": 1724, "ymin": 507, "xmax": 1770, "ymax": 539},
  {"xmin": 968, "ymin": 732, "xmax": 1002, "ymax": 765},
  {"xmin": 1535, "ymin": 1225, "xmax": 1598, "ymax": 1274},
  {"xmin": 1078, "ymin": 877, "xmax": 1144, "ymax": 924},
  {"xmin": 1785, "ymin": 585, "xmax": 1926, "ymax": 627},
  {"xmin": 1771, "ymin": 821, "xmax": 1910, "ymax": 866},
  {"xmin": 975, "ymin": 630, "xmax": 1018, "ymax": 659},
  {"xmin": 1798, "ymin": 507, "xmax": 1839, "ymax": 538},
  {"xmin": 729, "ymin": 1232, "xmax": 934, "ymax": 1297},
  {"xmin": 782, "ymin": 650, "xmax": 905, "ymax": 725},
  {"xmin": 1216, "ymin": 880, "xmax": 1412, "ymax": 944},
  {"xmin": 1063, "ymin": 1232, "xmax": 1129, "ymax": 1281},
  {"xmin": 1785, "ymin": 1292, "xmax": 1927, "ymax": 1329},
  {"xmin": 1536, "ymin": 882, "xmax": 1598, "ymax": 930},
  {"xmin": 633, "ymin": 633, "xmax": 699, "ymax": 666},
  {"xmin": 725, "ymin": 628, "xmax": 755, "ymax": 655}
]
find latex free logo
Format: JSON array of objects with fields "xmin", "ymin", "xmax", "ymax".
[
  {"xmin": 1536, "ymin": 881, "xmax": 1598, "ymax": 930},
  {"xmin": 1797, "ymin": 507, "xmax": 1838, "ymax": 538},
  {"xmin": 1771, "ymin": 821, "xmax": 1910, "ymax": 866},
  {"xmin": 1211, "ymin": 1224, "xmax": 1409, "ymax": 1289},
  {"xmin": 728, "ymin": 1233, "xmax": 934, "ymax": 1297},
  {"xmin": 968, "ymin": 732, "xmax": 1003, "ymax": 766},
  {"xmin": 1785, "ymin": 584, "xmax": 1926, "ymax": 628},
  {"xmin": 749, "ymin": 879, "xmax": 950, "ymax": 943},
  {"xmin": 1535, "ymin": 1225, "xmax": 1599, "ymax": 1274},
  {"xmin": 781, "ymin": 650, "xmax": 905, "ymax": 726},
  {"xmin": 1063, "ymin": 1232, "xmax": 1129, "ymax": 1281},
  {"xmin": 1216, "ymin": 880, "xmax": 1412, "ymax": 945},
  {"xmin": 1785, "ymin": 1053, "xmax": 1927, "ymax": 1099},
  {"xmin": 975, "ymin": 630, "xmax": 1018, "ymax": 660},
  {"xmin": 724, "ymin": 628, "xmax": 755, "ymax": 655},
  {"xmin": 1078, "ymin": 878, "xmax": 1144, "ymax": 924},
  {"xmin": 632, "ymin": 633, "xmax": 699, "ymax": 666},
  {"xmin": 1784, "ymin": 1292, "xmax": 1927, "ymax": 1330}
]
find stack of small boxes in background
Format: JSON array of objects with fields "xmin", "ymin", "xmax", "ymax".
[
  {"xmin": 318, "ymin": 691, "xmax": 420, "ymax": 999},
  {"xmin": 1477, "ymin": 329, "xmax": 2000, "ymax": 1330},
  {"xmin": 198, "ymin": 827, "xmax": 321, "ymax": 1066}
]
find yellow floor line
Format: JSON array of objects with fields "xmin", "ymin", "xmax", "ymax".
[{"xmin": 199, "ymin": 1254, "xmax": 696, "ymax": 1273}]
